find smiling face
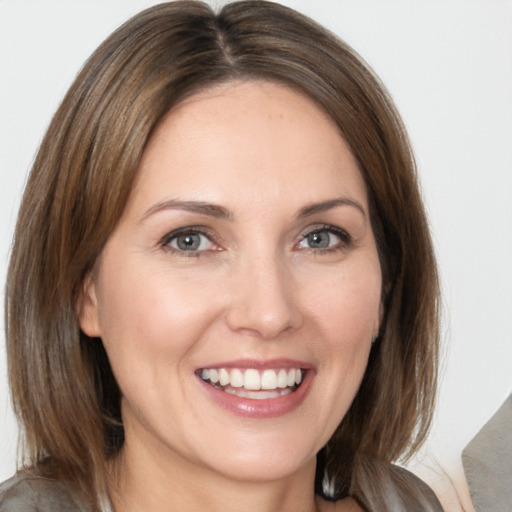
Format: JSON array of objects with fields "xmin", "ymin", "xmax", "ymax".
[{"xmin": 79, "ymin": 81, "xmax": 382, "ymax": 488}]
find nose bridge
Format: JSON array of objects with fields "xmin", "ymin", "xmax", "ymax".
[{"xmin": 226, "ymin": 244, "xmax": 302, "ymax": 339}]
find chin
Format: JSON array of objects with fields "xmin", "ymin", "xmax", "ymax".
[
  {"xmin": 213, "ymin": 454, "xmax": 316, "ymax": 484},
  {"xmin": 192, "ymin": 430, "xmax": 322, "ymax": 484}
]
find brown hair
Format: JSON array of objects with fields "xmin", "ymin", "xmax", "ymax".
[{"xmin": 5, "ymin": 1, "xmax": 439, "ymax": 509}]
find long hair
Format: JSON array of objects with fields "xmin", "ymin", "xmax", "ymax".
[{"xmin": 5, "ymin": 1, "xmax": 440, "ymax": 508}]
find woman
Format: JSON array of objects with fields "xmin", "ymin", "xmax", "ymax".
[{"xmin": 1, "ymin": 1, "xmax": 441, "ymax": 511}]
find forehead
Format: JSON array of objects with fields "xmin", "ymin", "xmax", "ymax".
[{"xmin": 129, "ymin": 80, "xmax": 367, "ymax": 215}]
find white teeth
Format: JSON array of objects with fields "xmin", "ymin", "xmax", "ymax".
[
  {"xmin": 230, "ymin": 369, "xmax": 244, "ymax": 388},
  {"xmin": 225, "ymin": 388, "xmax": 293, "ymax": 399},
  {"xmin": 219, "ymin": 368, "xmax": 230, "ymax": 386},
  {"xmin": 199, "ymin": 367, "xmax": 305, "ymax": 392},
  {"xmin": 277, "ymin": 369, "xmax": 288, "ymax": 388},
  {"xmin": 261, "ymin": 369, "xmax": 277, "ymax": 390},
  {"xmin": 244, "ymin": 369, "xmax": 261, "ymax": 390}
]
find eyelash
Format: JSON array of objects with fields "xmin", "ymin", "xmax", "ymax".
[{"xmin": 158, "ymin": 224, "xmax": 352, "ymax": 257}]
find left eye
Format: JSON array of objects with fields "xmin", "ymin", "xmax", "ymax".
[
  {"xmin": 166, "ymin": 232, "xmax": 215, "ymax": 252},
  {"xmin": 298, "ymin": 229, "xmax": 345, "ymax": 250}
]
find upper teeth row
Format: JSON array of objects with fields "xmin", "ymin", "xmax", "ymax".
[{"xmin": 200, "ymin": 368, "xmax": 303, "ymax": 391}]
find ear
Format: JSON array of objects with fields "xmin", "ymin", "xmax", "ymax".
[{"xmin": 77, "ymin": 274, "xmax": 101, "ymax": 337}]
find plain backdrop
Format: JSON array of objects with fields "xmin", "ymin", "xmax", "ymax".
[{"xmin": 1, "ymin": 1, "xmax": 511, "ymax": 509}]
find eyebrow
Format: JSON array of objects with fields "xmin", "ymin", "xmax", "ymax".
[
  {"xmin": 140, "ymin": 196, "xmax": 366, "ymax": 223},
  {"xmin": 140, "ymin": 199, "xmax": 232, "ymax": 223},
  {"xmin": 298, "ymin": 197, "xmax": 366, "ymax": 218}
]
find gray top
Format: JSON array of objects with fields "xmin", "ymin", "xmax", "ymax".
[
  {"xmin": 462, "ymin": 393, "xmax": 512, "ymax": 512},
  {"xmin": 0, "ymin": 472, "xmax": 111, "ymax": 512}
]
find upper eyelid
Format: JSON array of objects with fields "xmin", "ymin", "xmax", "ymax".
[
  {"xmin": 158, "ymin": 226, "xmax": 217, "ymax": 247},
  {"xmin": 299, "ymin": 223, "xmax": 351, "ymax": 239}
]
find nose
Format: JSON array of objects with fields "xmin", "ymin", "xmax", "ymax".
[{"xmin": 225, "ymin": 253, "xmax": 303, "ymax": 339}]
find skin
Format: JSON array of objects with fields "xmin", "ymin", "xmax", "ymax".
[{"xmin": 79, "ymin": 81, "xmax": 381, "ymax": 512}]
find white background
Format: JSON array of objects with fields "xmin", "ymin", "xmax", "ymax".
[{"xmin": 1, "ymin": 1, "xmax": 511, "ymax": 509}]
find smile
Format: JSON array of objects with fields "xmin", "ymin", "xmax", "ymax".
[{"xmin": 197, "ymin": 367, "xmax": 305, "ymax": 399}]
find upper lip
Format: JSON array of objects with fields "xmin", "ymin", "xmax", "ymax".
[{"xmin": 196, "ymin": 358, "xmax": 314, "ymax": 371}]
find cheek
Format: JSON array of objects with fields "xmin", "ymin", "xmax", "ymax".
[
  {"xmin": 303, "ymin": 260, "xmax": 381, "ymax": 342},
  {"xmin": 95, "ymin": 262, "xmax": 225, "ymax": 367},
  {"xmin": 301, "ymin": 258, "xmax": 381, "ymax": 402},
  {"xmin": 294, "ymin": 264, "xmax": 381, "ymax": 442}
]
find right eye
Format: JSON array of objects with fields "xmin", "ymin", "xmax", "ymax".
[{"xmin": 160, "ymin": 228, "xmax": 220, "ymax": 256}]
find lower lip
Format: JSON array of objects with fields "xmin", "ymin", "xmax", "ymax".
[{"xmin": 197, "ymin": 370, "xmax": 314, "ymax": 419}]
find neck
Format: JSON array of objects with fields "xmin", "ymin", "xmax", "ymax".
[{"xmin": 108, "ymin": 439, "xmax": 323, "ymax": 512}]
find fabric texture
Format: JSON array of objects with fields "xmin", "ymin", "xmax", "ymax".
[
  {"xmin": 462, "ymin": 393, "xmax": 512, "ymax": 512},
  {"xmin": 352, "ymin": 459, "xmax": 444, "ymax": 512},
  {"xmin": 0, "ymin": 472, "xmax": 98, "ymax": 512}
]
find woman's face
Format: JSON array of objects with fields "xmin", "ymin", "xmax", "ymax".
[{"xmin": 80, "ymin": 81, "xmax": 382, "ymax": 484}]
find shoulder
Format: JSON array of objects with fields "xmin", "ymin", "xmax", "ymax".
[
  {"xmin": 0, "ymin": 471, "xmax": 91, "ymax": 512},
  {"xmin": 351, "ymin": 460, "xmax": 443, "ymax": 512}
]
